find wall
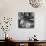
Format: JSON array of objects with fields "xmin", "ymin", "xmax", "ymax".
[{"xmin": 0, "ymin": 0, "xmax": 46, "ymax": 40}]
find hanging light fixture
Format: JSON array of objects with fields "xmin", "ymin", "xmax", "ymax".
[{"xmin": 29, "ymin": 0, "xmax": 44, "ymax": 8}]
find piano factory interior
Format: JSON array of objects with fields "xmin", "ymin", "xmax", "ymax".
[{"xmin": 0, "ymin": 0, "xmax": 46, "ymax": 46}]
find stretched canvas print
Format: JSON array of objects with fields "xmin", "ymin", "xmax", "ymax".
[{"xmin": 18, "ymin": 12, "xmax": 34, "ymax": 28}]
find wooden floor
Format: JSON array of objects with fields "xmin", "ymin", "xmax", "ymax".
[
  {"xmin": 0, "ymin": 42, "xmax": 16, "ymax": 46},
  {"xmin": 0, "ymin": 40, "xmax": 16, "ymax": 46}
]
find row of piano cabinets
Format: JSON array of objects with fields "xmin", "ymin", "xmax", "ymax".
[
  {"xmin": 6, "ymin": 42, "xmax": 46, "ymax": 46},
  {"xmin": 0, "ymin": 40, "xmax": 46, "ymax": 46},
  {"xmin": 15, "ymin": 42, "xmax": 46, "ymax": 46}
]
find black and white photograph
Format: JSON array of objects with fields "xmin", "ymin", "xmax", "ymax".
[{"xmin": 18, "ymin": 12, "xmax": 34, "ymax": 28}]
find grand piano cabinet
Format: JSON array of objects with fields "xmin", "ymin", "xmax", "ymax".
[{"xmin": 16, "ymin": 43, "xmax": 28, "ymax": 46}]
